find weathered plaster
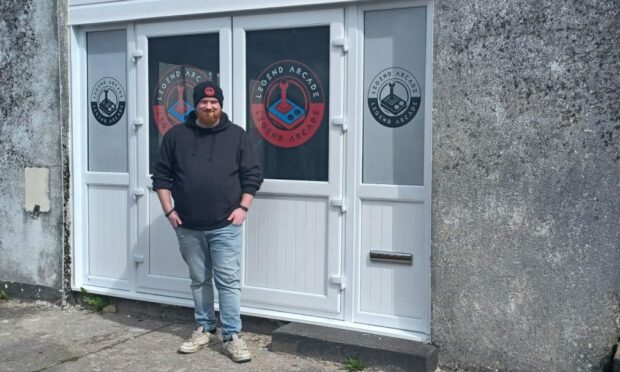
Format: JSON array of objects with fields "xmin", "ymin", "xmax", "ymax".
[
  {"xmin": 56, "ymin": 0, "xmax": 72, "ymax": 305},
  {"xmin": 432, "ymin": 1, "xmax": 620, "ymax": 371},
  {"xmin": 0, "ymin": 1, "xmax": 63, "ymax": 292}
]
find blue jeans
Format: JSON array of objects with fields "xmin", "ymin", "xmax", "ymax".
[{"xmin": 175, "ymin": 223, "xmax": 242, "ymax": 339}]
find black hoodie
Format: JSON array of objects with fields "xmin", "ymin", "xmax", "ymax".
[{"xmin": 152, "ymin": 111, "xmax": 263, "ymax": 230}]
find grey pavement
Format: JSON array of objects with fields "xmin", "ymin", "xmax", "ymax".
[{"xmin": 0, "ymin": 300, "xmax": 359, "ymax": 372}]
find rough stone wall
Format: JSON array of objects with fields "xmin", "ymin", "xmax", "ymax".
[
  {"xmin": 432, "ymin": 1, "xmax": 620, "ymax": 371},
  {"xmin": 0, "ymin": 1, "xmax": 64, "ymax": 295}
]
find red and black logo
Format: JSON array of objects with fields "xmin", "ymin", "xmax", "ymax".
[
  {"xmin": 90, "ymin": 77, "xmax": 126, "ymax": 126},
  {"xmin": 204, "ymin": 86, "xmax": 215, "ymax": 97},
  {"xmin": 368, "ymin": 67, "xmax": 421, "ymax": 128},
  {"xmin": 152, "ymin": 65, "xmax": 211, "ymax": 136},
  {"xmin": 250, "ymin": 60, "xmax": 325, "ymax": 148}
]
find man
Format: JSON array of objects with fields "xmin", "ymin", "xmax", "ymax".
[{"xmin": 151, "ymin": 81, "xmax": 262, "ymax": 362}]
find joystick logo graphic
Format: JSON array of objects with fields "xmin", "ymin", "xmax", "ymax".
[
  {"xmin": 152, "ymin": 65, "xmax": 211, "ymax": 136},
  {"xmin": 250, "ymin": 60, "xmax": 325, "ymax": 148},
  {"xmin": 367, "ymin": 67, "xmax": 421, "ymax": 128},
  {"xmin": 90, "ymin": 77, "xmax": 126, "ymax": 126}
]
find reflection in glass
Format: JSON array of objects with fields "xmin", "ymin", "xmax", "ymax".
[{"xmin": 148, "ymin": 34, "xmax": 219, "ymax": 173}]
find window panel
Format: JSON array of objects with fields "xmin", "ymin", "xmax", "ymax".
[
  {"xmin": 246, "ymin": 27, "xmax": 330, "ymax": 181},
  {"xmin": 87, "ymin": 30, "xmax": 128, "ymax": 173},
  {"xmin": 363, "ymin": 7, "xmax": 427, "ymax": 186},
  {"xmin": 148, "ymin": 34, "xmax": 219, "ymax": 174}
]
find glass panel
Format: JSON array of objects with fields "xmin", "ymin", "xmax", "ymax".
[
  {"xmin": 363, "ymin": 7, "xmax": 426, "ymax": 186},
  {"xmin": 246, "ymin": 27, "xmax": 330, "ymax": 181},
  {"xmin": 148, "ymin": 34, "xmax": 219, "ymax": 173},
  {"xmin": 87, "ymin": 30, "xmax": 128, "ymax": 172}
]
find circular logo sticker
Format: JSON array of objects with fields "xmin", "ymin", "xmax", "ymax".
[
  {"xmin": 152, "ymin": 65, "xmax": 210, "ymax": 136},
  {"xmin": 367, "ymin": 67, "xmax": 421, "ymax": 128},
  {"xmin": 90, "ymin": 77, "xmax": 126, "ymax": 126},
  {"xmin": 250, "ymin": 60, "xmax": 325, "ymax": 148}
]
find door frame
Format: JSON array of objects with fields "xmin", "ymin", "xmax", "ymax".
[
  {"xmin": 71, "ymin": 22, "xmax": 137, "ymax": 292},
  {"xmin": 133, "ymin": 17, "xmax": 233, "ymax": 297},
  {"xmin": 70, "ymin": 0, "xmax": 432, "ymax": 343},
  {"xmin": 232, "ymin": 8, "xmax": 347, "ymax": 318},
  {"xmin": 345, "ymin": 0, "xmax": 433, "ymax": 335}
]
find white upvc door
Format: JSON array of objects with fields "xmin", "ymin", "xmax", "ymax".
[
  {"xmin": 348, "ymin": 2, "xmax": 433, "ymax": 334},
  {"xmin": 233, "ymin": 9, "xmax": 346, "ymax": 318},
  {"xmin": 74, "ymin": 1, "xmax": 431, "ymax": 338},
  {"xmin": 75, "ymin": 25, "xmax": 135, "ymax": 292},
  {"xmin": 134, "ymin": 17, "xmax": 232, "ymax": 297}
]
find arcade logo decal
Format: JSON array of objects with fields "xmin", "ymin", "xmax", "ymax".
[
  {"xmin": 250, "ymin": 60, "xmax": 325, "ymax": 148},
  {"xmin": 90, "ymin": 77, "xmax": 126, "ymax": 126},
  {"xmin": 367, "ymin": 67, "xmax": 421, "ymax": 128},
  {"xmin": 152, "ymin": 65, "xmax": 210, "ymax": 136}
]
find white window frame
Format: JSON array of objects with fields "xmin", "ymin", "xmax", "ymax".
[
  {"xmin": 69, "ymin": 0, "xmax": 433, "ymax": 343},
  {"xmin": 343, "ymin": 0, "xmax": 433, "ymax": 337},
  {"xmin": 70, "ymin": 22, "xmax": 137, "ymax": 291},
  {"xmin": 133, "ymin": 16, "xmax": 232, "ymax": 297}
]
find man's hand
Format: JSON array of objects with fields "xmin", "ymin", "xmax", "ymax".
[
  {"xmin": 156, "ymin": 189, "xmax": 182, "ymax": 228},
  {"xmin": 227, "ymin": 208, "xmax": 247, "ymax": 225},
  {"xmin": 168, "ymin": 211, "xmax": 183, "ymax": 228}
]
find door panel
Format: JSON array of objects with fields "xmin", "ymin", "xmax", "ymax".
[
  {"xmin": 135, "ymin": 18, "xmax": 231, "ymax": 297},
  {"xmin": 356, "ymin": 200, "xmax": 426, "ymax": 328},
  {"xmin": 83, "ymin": 28, "xmax": 131, "ymax": 291},
  {"xmin": 234, "ymin": 9, "xmax": 345, "ymax": 317},
  {"xmin": 87, "ymin": 185, "xmax": 130, "ymax": 290},
  {"xmin": 352, "ymin": 4, "xmax": 432, "ymax": 334},
  {"xmin": 245, "ymin": 196, "xmax": 327, "ymax": 296}
]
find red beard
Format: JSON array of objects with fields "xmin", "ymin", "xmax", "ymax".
[{"xmin": 196, "ymin": 109, "xmax": 221, "ymax": 126}]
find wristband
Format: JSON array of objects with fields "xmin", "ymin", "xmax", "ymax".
[
  {"xmin": 239, "ymin": 205, "xmax": 249, "ymax": 212},
  {"xmin": 164, "ymin": 209, "xmax": 175, "ymax": 217}
]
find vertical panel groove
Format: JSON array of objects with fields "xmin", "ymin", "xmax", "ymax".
[
  {"xmin": 244, "ymin": 196, "xmax": 328, "ymax": 296},
  {"xmin": 88, "ymin": 186, "xmax": 128, "ymax": 284},
  {"xmin": 358, "ymin": 200, "xmax": 424, "ymax": 320}
]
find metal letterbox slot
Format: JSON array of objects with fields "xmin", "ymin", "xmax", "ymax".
[{"xmin": 369, "ymin": 250, "xmax": 413, "ymax": 265}]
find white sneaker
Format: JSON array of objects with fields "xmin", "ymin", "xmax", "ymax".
[
  {"xmin": 223, "ymin": 334, "xmax": 252, "ymax": 362},
  {"xmin": 178, "ymin": 326, "xmax": 220, "ymax": 354}
]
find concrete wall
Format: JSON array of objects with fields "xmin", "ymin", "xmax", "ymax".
[
  {"xmin": 0, "ymin": 1, "xmax": 66, "ymax": 300},
  {"xmin": 432, "ymin": 1, "xmax": 619, "ymax": 371}
]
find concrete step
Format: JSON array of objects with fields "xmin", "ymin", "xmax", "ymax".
[{"xmin": 272, "ymin": 323, "xmax": 437, "ymax": 372}]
